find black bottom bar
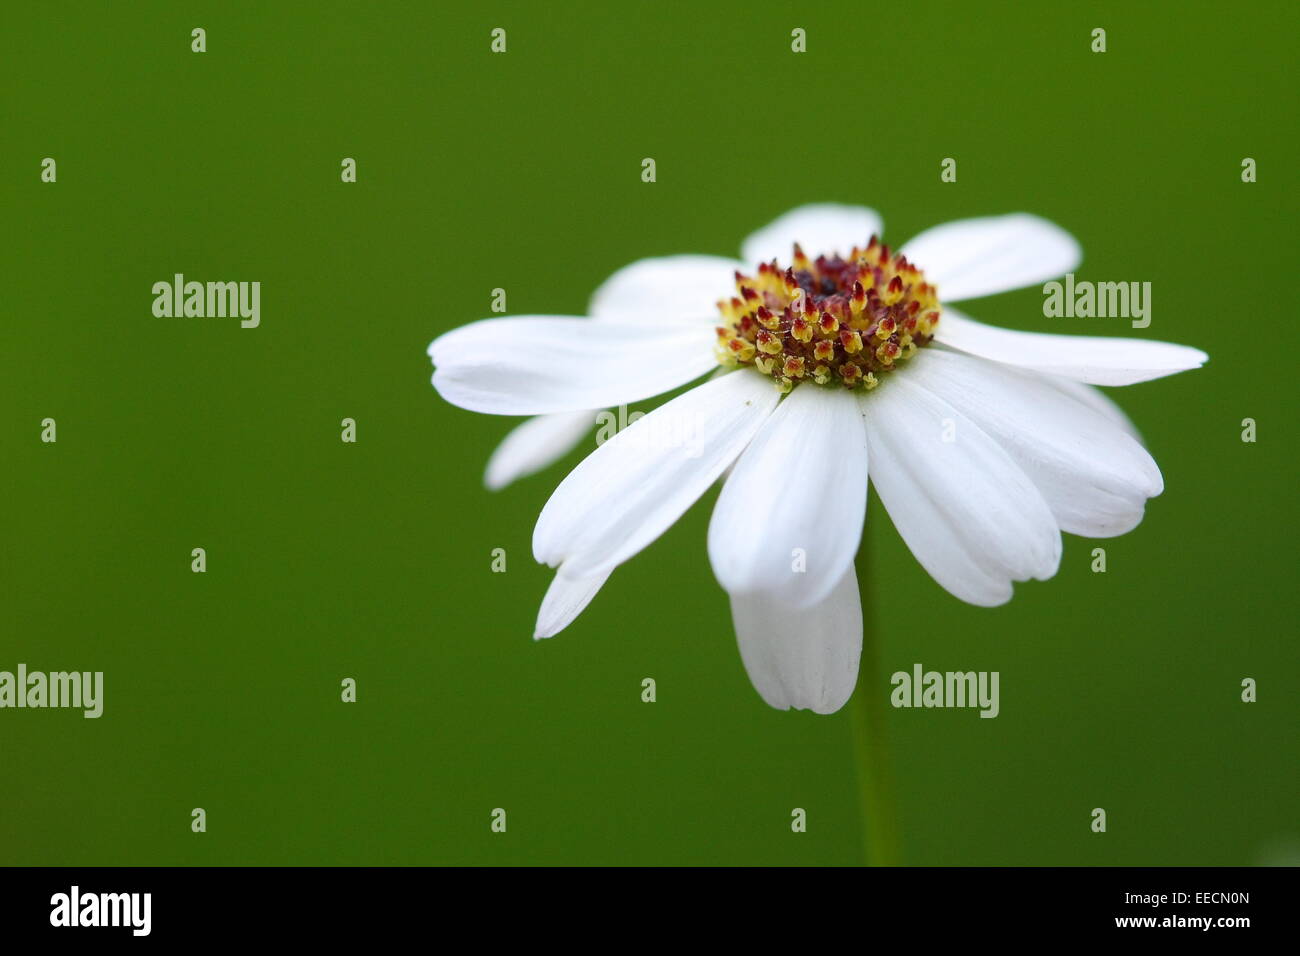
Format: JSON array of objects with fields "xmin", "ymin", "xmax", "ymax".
[{"xmin": 0, "ymin": 866, "xmax": 1284, "ymax": 941}]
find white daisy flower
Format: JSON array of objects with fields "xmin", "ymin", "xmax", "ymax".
[{"xmin": 428, "ymin": 204, "xmax": 1207, "ymax": 714}]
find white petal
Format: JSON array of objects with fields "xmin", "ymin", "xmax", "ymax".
[
  {"xmin": 484, "ymin": 410, "xmax": 596, "ymax": 491},
  {"xmin": 730, "ymin": 564, "xmax": 862, "ymax": 714},
  {"xmin": 907, "ymin": 349, "xmax": 1163, "ymax": 538},
  {"xmin": 709, "ymin": 386, "xmax": 868, "ymax": 608},
  {"xmin": 861, "ymin": 375, "xmax": 1061, "ymax": 606},
  {"xmin": 934, "ymin": 307, "xmax": 1208, "ymax": 386},
  {"xmin": 534, "ymin": 371, "xmax": 780, "ymax": 578},
  {"xmin": 588, "ymin": 255, "xmax": 745, "ymax": 323},
  {"xmin": 429, "ymin": 317, "xmax": 716, "ymax": 414},
  {"xmin": 1038, "ymin": 376, "xmax": 1142, "ymax": 443},
  {"xmin": 534, "ymin": 565, "xmax": 613, "ymax": 639},
  {"xmin": 900, "ymin": 213, "xmax": 1081, "ymax": 302},
  {"xmin": 741, "ymin": 204, "xmax": 884, "ymax": 265}
]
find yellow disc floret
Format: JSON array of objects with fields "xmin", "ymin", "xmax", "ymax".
[{"xmin": 715, "ymin": 236, "xmax": 940, "ymax": 390}]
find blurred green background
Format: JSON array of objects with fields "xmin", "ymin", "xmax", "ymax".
[{"xmin": 2, "ymin": 0, "xmax": 1295, "ymax": 866}]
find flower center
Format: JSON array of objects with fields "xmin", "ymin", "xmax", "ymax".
[{"xmin": 715, "ymin": 236, "xmax": 940, "ymax": 392}]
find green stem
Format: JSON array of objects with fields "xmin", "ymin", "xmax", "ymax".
[{"xmin": 849, "ymin": 554, "xmax": 900, "ymax": 866}]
